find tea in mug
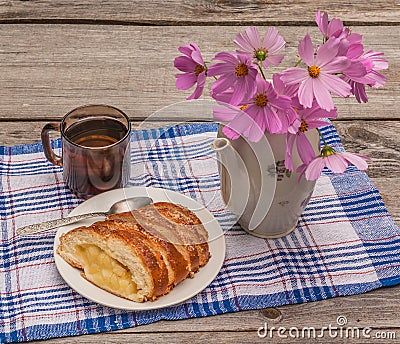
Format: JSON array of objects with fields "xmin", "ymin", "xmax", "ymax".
[
  {"xmin": 65, "ymin": 117, "xmax": 128, "ymax": 147},
  {"xmin": 42, "ymin": 105, "xmax": 131, "ymax": 199},
  {"xmin": 62, "ymin": 117, "xmax": 130, "ymax": 198}
]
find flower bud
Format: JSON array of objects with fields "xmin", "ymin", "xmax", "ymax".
[{"xmin": 255, "ymin": 49, "xmax": 267, "ymax": 61}]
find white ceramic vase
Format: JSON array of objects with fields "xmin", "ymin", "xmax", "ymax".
[{"xmin": 212, "ymin": 127, "xmax": 319, "ymax": 238}]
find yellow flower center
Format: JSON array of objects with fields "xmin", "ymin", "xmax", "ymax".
[
  {"xmin": 255, "ymin": 94, "xmax": 268, "ymax": 107},
  {"xmin": 308, "ymin": 65, "xmax": 321, "ymax": 78},
  {"xmin": 239, "ymin": 104, "xmax": 248, "ymax": 111},
  {"xmin": 299, "ymin": 119, "xmax": 309, "ymax": 132},
  {"xmin": 235, "ymin": 63, "xmax": 249, "ymax": 77},
  {"xmin": 194, "ymin": 64, "xmax": 205, "ymax": 76}
]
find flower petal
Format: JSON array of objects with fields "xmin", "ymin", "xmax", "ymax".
[
  {"xmin": 175, "ymin": 73, "xmax": 197, "ymax": 90},
  {"xmin": 312, "ymin": 77, "xmax": 335, "ymax": 111},
  {"xmin": 307, "ymin": 119, "xmax": 331, "ymax": 129},
  {"xmin": 225, "ymin": 109, "xmax": 264, "ymax": 142},
  {"xmin": 207, "ymin": 62, "xmax": 234, "ymax": 76},
  {"xmin": 234, "ymin": 26, "xmax": 260, "ymax": 54},
  {"xmin": 212, "ymin": 52, "xmax": 238, "ymax": 64},
  {"xmin": 296, "ymin": 162, "xmax": 308, "ymax": 182},
  {"xmin": 305, "ymin": 157, "xmax": 326, "ymax": 180},
  {"xmin": 263, "ymin": 106, "xmax": 282, "ymax": 134},
  {"xmin": 211, "ymin": 75, "xmax": 236, "ymax": 95},
  {"xmin": 298, "ymin": 34, "xmax": 315, "ymax": 66},
  {"xmin": 222, "ymin": 125, "xmax": 241, "ymax": 140},
  {"xmin": 302, "ymin": 104, "xmax": 338, "ymax": 122},
  {"xmin": 347, "ymin": 43, "xmax": 364, "ymax": 59},
  {"xmin": 263, "ymin": 54, "xmax": 284, "ymax": 67},
  {"xmin": 280, "ymin": 68, "xmax": 309, "ymax": 85},
  {"xmin": 230, "ymin": 77, "xmax": 247, "ymax": 105},
  {"xmin": 178, "ymin": 44, "xmax": 194, "ymax": 57},
  {"xmin": 247, "ymin": 121, "xmax": 265, "ymax": 142},
  {"xmin": 269, "ymin": 94, "xmax": 291, "ymax": 111},
  {"xmin": 344, "ymin": 60, "xmax": 367, "ymax": 80},
  {"xmin": 316, "ymin": 38, "xmax": 340, "ymax": 67},
  {"xmin": 211, "ymin": 89, "xmax": 234, "ymax": 103},
  {"xmin": 368, "ymin": 70, "xmax": 387, "ymax": 88},
  {"xmin": 263, "ymin": 27, "xmax": 285, "ymax": 53},
  {"xmin": 272, "ymin": 73, "xmax": 285, "ymax": 94},
  {"xmin": 352, "ymin": 81, "xmax": 368, "ymax": 103},
  {"xmin": 296, "ymin": 133, "xmax": 316, "ymax": 164},
  {"xmin": 298, "ymin": 77, "xmax": 314, "ymax": 108},
  {"xmin": 191, "ymin": 49, "xmax": 204, "ymax": 66},
  {"xmin": 174, "ymin": 56, "xmax": 197, "ymax": 72},
  {"xmin": 315, "ymin": 11, "xmax": 328, "ymax": 36},
  {"xmin": 325, "ymin": 154, "xmax": 349, "ymax": 173},
  {"xmin": 187, "ymin": 72, "xmax": 206, "ymax": 100},
  {"xmin": 213, "ymin": 104, "xmax": 241, "ymax": 122},
  {"xmin": 342, "ymin": 152, "xmax": 370, "ymax": 170},
  {"xmin": 327, "ymin": 18, "xmax": 344, "ymax": 37},
  {"xmin": 319, "ymin": 73, "xmax": 351, "ymax": 98},
  {"xmin": 321, "ymin": 56, "xmax": 351, "ymax": 73},
  {"xmin": 365, "ymin": 50, "xmax": 389, "ymax": 70}
]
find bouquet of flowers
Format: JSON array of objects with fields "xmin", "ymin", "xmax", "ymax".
[{"xmin": 174, "ymin": 11, "xmax": 388, "ymax": 181}]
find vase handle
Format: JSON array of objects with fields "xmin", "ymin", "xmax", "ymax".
[{"xmin": 211, "ymin": 138, "xmax": 250, "ymax": 222}]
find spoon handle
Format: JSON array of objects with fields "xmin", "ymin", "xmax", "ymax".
[{"xmin": 16, "ymin": 212, "xmax": 107, "ymax": 237}]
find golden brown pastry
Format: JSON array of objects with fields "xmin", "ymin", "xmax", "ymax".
[{"xmin": 56, "ymin": 202, "xmax": 211, "ymax": 302}]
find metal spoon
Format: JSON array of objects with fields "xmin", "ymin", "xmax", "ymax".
[{"xmin": 17, "ymin": 196, "xmax": 153, "ymax": 237}]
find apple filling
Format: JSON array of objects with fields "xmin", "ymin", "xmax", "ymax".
[{"xmin": 76, "ymin": 244, "xmax": 137, "ymax": 299}]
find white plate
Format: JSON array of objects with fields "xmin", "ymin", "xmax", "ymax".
[{"xmin": 54, "ymin": 186, "xmax": 226, "ymax": 310}]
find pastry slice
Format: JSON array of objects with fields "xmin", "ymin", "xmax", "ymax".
[{"xmin": 56, "ymin": 201, "xmax": 211, "ymax": 302}]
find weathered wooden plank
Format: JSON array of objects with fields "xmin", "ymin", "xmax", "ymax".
[
  {"xmin": 27, "ymin": 327, "xmax": 400, "ymax": 344},
  {"xmin": 0, "ymin": 0, "xmax": 399, "ymax": 24},
  {"xmin": 0, "ymin": 25, "xmax": 397, "ymax": 120},
  {"xmin": 26, "ymin": 281, "xmax": 400, "ymax": 342},
  {"xmin": 333, "ymin": 121, "xmax": 400, "ymax": 222},
  {"xmin": 333, "ymin": 121, "xmax": 400, "ymax": 177},
  {"xmin": 87, "ymin": 285, "xmax": 400, "ymax": 333}
]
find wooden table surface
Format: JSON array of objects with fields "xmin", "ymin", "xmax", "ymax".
[{"xmin": 1, "ymin": 1, "xmax": 399, "ymax": 343}]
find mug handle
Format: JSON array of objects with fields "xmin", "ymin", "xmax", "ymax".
[{"xmin": 41, "ymin": 123, "xmax": 63, "ymax": 166}]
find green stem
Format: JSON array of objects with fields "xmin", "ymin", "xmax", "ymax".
[
  {"xmin": 294, "ymin": 58, "xmax": 302, "ymax": 67},
  {"xmin": 316, "ymin": 128, "xmax": 328, "ymax": 146},
  {"xmin": 258, "ymin": 61, "xmax": 266, "ymax": 80}
]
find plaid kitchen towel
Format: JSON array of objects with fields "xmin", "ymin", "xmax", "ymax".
[{"xmin": 1, "ymin": 122, "xmax": 399, "ymax": 343}]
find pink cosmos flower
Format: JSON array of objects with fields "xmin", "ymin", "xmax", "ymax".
[
  {"xmin": 174, "ymin": 42, "xmax": 207, "ymax": 100},
  {"xmin": 315, "ymin": 11, "xmax": 364, "ymax": 61},
  {"xmin": 285, "ymin": 101, "xmax": 338, "ymax": 171},
  {"xmin": 234, "ymin": 27, "xmax": 285, "ymax": 68},
  {"xmin": 297, "ymin": 145, "xmax": 371, "ymax": 181},
  {"xmin": 315, "ymin": 11, "xmax": 344, "ymax": 40},
  {"xmin": 340, "ymin": 31, "xmax": 364, "ymax": 58},
  {"xmin": 207, "ymin": 52, "xmax": 258, "ymax": 105},
  {"xmin": 244, "ymin": 77, "xmax": 291, "ymax": 136},
  {"xmin": 363, "ymin": 50, "xmax": 388, "ymax": 88},
  {"xmin": 343, "ymin": 50, "xmax": 388, "ymax": 103},
  {"xmin": 280, "ymin": 34, "xmax": 352, "ymax": 111}
]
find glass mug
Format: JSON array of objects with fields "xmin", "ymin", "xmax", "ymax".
[{"xmin": 42, "ymin": 104, "xmax": 131, "ymax": 199}]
